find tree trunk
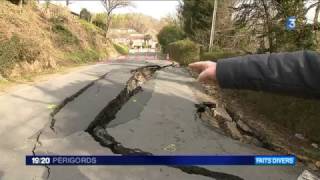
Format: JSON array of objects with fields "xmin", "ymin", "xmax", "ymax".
[
  {"xmin": 209, "ymin": 0, "xmax": 218, "ymax": 51},
  {"xmin": 19, "ymin": 0, "xmax": 23, "ymax": 8},
  {"xmin": 105, "ymin": 14, "xmax": 112, "ymax": 38},
  {"xmin": 314, "ymin": 0, "xmax": 320, "ymax": 43},
  {"xmin": 261, "ymin": 0, "xmax": 275, "ymax": 52}
]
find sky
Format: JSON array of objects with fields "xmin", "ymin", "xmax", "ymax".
[
  {"xmin": 43, "ymin": 1, "xmax": 317, "ymax": 23},
  {"xmin": 49, "ymin": 0, "xmax": 180, "ymax": 20}
]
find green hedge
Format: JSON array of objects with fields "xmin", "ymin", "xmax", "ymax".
[
  {"xmin": 200, "ymin": 50, "xmax": 242, "ymax": 62},
  {"xmin": 167, "ymin": 39, "xmax": 199, "ymax": 66},
  {"xmin": 157, "ymin": 25, "xmax": 185, "ymax": 53},
  {"xmin": 113, "ymin": 43, "xmax": 129, "ymax": 55}
]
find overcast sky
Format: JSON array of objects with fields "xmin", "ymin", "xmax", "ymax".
[{"xmin": 48, "ymin": 0, "xmax": 180, "ymax": 20}]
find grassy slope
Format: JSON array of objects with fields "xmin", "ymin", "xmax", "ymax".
[
  {"xmin": 222, "ymin": 89, "xmax": 320, "ymax": 165},
  {"xmin": 0, "ymin": 1, "xmax": 117, "ymax": 78}
]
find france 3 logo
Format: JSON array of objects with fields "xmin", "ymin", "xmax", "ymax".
[{"xmin": 286, "ymin": 16, "xmax": 296, "ymax": 30}]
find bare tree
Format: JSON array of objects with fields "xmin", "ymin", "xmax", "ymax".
[
  {"xmin": 313, "ymin": 1, "xmax": 320, "ymax": 29},
  {"xmin": 309, "ymin": 0, "xmax": 320, "ymax": 44},
  {"xmin": 233, "ymin": 0, "xmax": 320, "ymax": 52},
  {"xmin": 233, "ymin": 0, "xmax": 279, "ymax": 51},
  {"xmin": 209, "ymin": 0, "xmax": 218, "ymax": 51},
  {"xmin": 101, "ymin": 0, "xmax": 130, "ymax": 36}
]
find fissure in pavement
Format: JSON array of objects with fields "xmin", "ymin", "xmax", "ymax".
[
  {"xmin": 194, "ymin": 102, "xmax": 281, "ymax": 158},
  {"xmin": 50, "ymin": 72, "xmax": 109, "ymax": 132},
  {"xmin": 31, "ymin": 131, "xmax": 51, "ymax": 179},
  {"xmin": 37, "ymin": 65, "xmax": 171, "ymax": 179},
  {"xmin": 33, "ymin": 71, "xmax": 109, "ymax": 179},
  {"xmin": 86, "ymin": 65, "xmax": 243, "ymax": 180},
  {"xmin": 224, "ymin": 107, "xmax": 276, "ymax": 150}
]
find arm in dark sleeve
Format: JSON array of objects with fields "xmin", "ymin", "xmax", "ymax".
[{"xmin": 216, "ymin": 50, "xmax": 320, "ymax": 96}]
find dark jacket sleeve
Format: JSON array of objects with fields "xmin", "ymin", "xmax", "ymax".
[{"xmin": 216, "ymin": 50, "xmax": 320, "ymax": 96}]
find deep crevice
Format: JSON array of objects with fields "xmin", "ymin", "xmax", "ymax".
[
  {"xmin": 224, "ymin": 106, "xmax": 277, "ymax": 151},
  {"xmin": 193, "ymin": 102, "xmax": 273, "ymax": 150},
  {"xmin": 86, "ymin": 64, "xmax": 167, "ymax": 132},
  {"xmin": 86, "ymin": 64, "xmax": 244, "ymax": 180},
  {"xmin": 90, "ymin": 126, "xmax": 243, "ymax": 180},
  {"xmin": 50, "ymin": 72, "xmax": 109, "ymax": 132},
  {"xmin": 32, "ymin": 72, "xmax": 109, "ymax": 179}
]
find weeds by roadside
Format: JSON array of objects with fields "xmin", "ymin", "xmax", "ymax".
[
  {"xmin": 0, "ymin": 35, "xmax": 40, "ymax": 77},
  {"xmin": 113, "ymin": 43, "xmax": 129, "ymax": 55},
  {"xmin": 52, "ymin": 23, "xmax": 80, "ymax": 46},
  {"xmin": 65, "ymin": 48, "xmax": 104, "ymax": 64}
]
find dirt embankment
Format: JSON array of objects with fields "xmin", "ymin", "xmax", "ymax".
[{"xmin": 0, "ymin": 1, "xmax": 117, "ymax": 80}]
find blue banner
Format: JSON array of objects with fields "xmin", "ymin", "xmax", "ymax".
[{"xmin": 26, "ymin": 155, "xmax": 296, "ymax": 166}]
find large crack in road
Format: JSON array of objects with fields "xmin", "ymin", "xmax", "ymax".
[
  {"xmin": 50, "ymin": 72, "xmax": 109, "ymax": 132},
  {"xmin": 85, "ymin": 65, "xmax": 244, "ymax": 180},
  {"xmin": 33, "ymin": 64, "xmax": 173, "ymax": 179},
  {"xmin": 32, "ymin": 72, "xmax": 109, "ymax": 179},
  {"xmin": 86, "ymin": 65, "xmax": 165, "ymax": 132},
  {"xmin": 32, "ymin": 64, "xmax": 243, "ymax": 180}
]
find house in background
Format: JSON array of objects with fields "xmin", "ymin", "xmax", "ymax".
[
  {"xmin": 110, "ymin": 28, "xmax": 158, "ymax": 49},
  {"xmin": 129, "ymin": 33, "xmax": 158, "ymax": 49},
  {"xmin": 110, "ymin": 28, "xmax": 136, "ymax": 34},
  {"xmin": 129, "ymin": 33, "xmax": 145, "ymax": 48}
]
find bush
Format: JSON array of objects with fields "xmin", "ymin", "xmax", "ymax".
[
  {"xmin": 92, "ymin": 13, "xmax": 106, "ymax": 30},
  {"xmin": 0, "ymin": 35, "xmax": 40, "ymax": 76},
  {"xmin": 79, "ymin": 19, "xmax": 95, "ymax": 32},
  {"xmin": 167, "ymin": 39, "xmax": 199, "ymax": 66},
  {"xmin": 79, "ymin": 19, "xmax": 99, "ymax": 33},
  {"xmin": 157, "ymin": 25, "xmax": 185, "ymax": 53},
  {"xmin": 200, "ymin": 49, "xmax": 243, "ymax": 62},
  {"xmin": 113, "ymin": 43, "xmax": 129, "ymax": 55},
  {"xmin": 52, "ymin": 23, "xmax": 79, "ymax": 46},
  {"xmin": 80, "ymin": 8, "xmax": 92, "ymax": 22},
  {"xmin": 49, "ymin": 14, "xmax": 67, "ymax": 25},
  {"xmin": 66, "ymin": 48, "xmax": 101, "ymax": 63}
]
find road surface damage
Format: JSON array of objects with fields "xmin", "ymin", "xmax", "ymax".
[
  {"xmin": 85, "ymin": 64, "xmax": 243, "ymax": 180},
  {"xmin": 33, "ymin": 64, "xmax": 179, "ymax": 179},
  {"xmin": 195, "ymin": 102, "xmax": 264, "ymax": 146},
  {"xmin": 31, "ymin": 71, "xmax": 110, "ymax": 179},
  {"xmin": 50, "ymin": 72, "xmax": 110, "ymax": 132},
  {"xmin": 29, "ymin": 63, "xmax": 314, "ymax": 179}
]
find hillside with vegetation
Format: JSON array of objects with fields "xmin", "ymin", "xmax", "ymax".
[
  {"xmin": 0, "ymin": 1, "xmax": 117, "ymax": 81},
  {"xmin": 157, "ymin": 0, "xmax": 320, "ymax": 168}
]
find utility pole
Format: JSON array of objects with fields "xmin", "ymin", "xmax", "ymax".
[{"xmin": 209, "ymin": 0, "xmax": 218, "ymax": 52}]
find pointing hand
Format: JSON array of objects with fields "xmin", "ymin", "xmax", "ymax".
[{"xmin": 189, "ymin": 61, "xmax": 217, "ymax": 83}]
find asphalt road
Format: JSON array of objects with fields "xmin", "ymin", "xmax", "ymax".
[{"xmin": 0, "ymin": 54, "xmax": 307, "ymax": 180}]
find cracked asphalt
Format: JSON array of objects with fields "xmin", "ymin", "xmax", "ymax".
[{"xmin": 0, "ymin": 55, "xmax": 306, "ymax": 180}]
